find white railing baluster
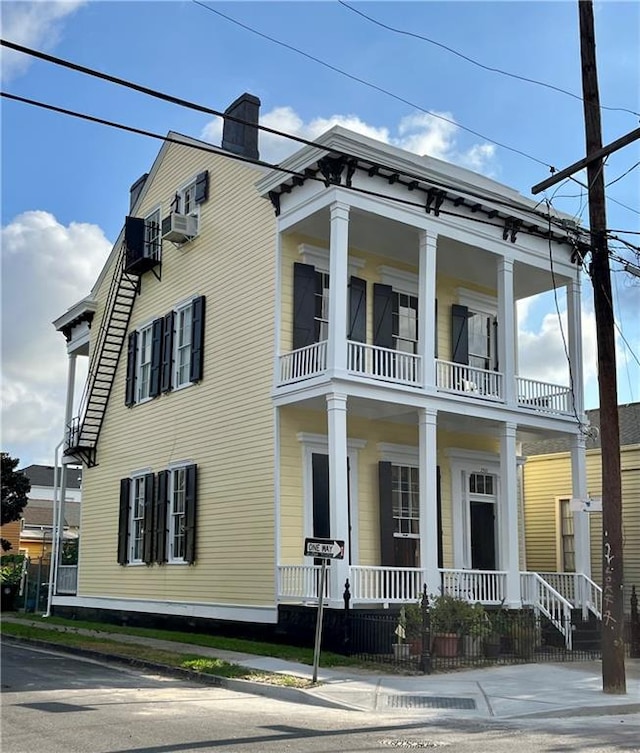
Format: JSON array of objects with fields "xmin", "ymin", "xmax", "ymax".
[{"xmin": 435, "ymin": 359, "xmax": 503, "ymax": 402}]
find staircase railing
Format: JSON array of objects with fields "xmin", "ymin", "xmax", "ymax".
[
  {"xmin": 66, "ymin": 241, "xmax": 138, "ymax": 465},
  {"xmin": 538, "ymin": 572, "xmax": 602, "ymax": 620},
  {"xmin": 521, "ymin": 571, "xmax": 574, "ymax": 649}
]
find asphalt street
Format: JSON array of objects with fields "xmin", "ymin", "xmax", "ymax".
[{"xmin": 2, "ymin": 643, "xmax": 639, "ymax": 753}]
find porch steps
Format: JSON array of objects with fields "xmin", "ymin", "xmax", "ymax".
[
  {"xmin": 570, "ymin": 608, "xmax": 601, "ymax": 651},
  {"xmin": 64, "ymin": 240, "xmax": 139, "ymax": 467}
]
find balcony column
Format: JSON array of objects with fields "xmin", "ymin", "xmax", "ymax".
[
  {"xmin": 328, "ymin": 202, "xmax": 350, "ymax": 376},
  {"xmin": 571, "ymin": 433, "xmax": 591, "ymax": 577},
  {"xmin": 418, "ymin": 230, "xmax": 438, "ymax": 389},
  {"xmin": 326, "ymin": 392, "xmax": 350, "ymax": 605},
  {"xmin": 497, "ymin": 257, "xmax": 516, "ymax": 405},
  {"xmin": 500, "ymin": 421, "xmax": 521, "ymax": 606},
  {"xmin": 419, "ymin": 407, "xmax": 440, "ymax": 595},
  {"xmin": 567, "ymin": 278, "xmax": 584, "ymax": 415}
]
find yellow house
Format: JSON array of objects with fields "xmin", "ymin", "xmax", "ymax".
[
  {"xmin": 51, "ymin": 93, "xmax": 598, "ymax": 646},
  {"xmin": 523, "ymin": 403, "xmax": 640, "ymax": 612}
]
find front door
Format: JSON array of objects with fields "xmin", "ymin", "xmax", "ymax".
[{"xmin": 470, "ymin": 500, "xmax": 496, "ymax": 570}]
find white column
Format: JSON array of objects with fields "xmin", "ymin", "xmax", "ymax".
[
  {"xmin": 273, "ymin": 228, "xmax": 283, "ymax": 386},
  {"xmin": 571, "ymin": 433, "xmax": 591, "ymax": 577},
  {"xmin": 497, "ymin": 258, "xmax": 516, "ymax": 405},
  {"xmin": 418, "ymin": 230, "xmax": 438, "ymax": 389},
  {"xmin": 567, "ymin": 278, "xmax": 584, "ymax": 415},
  {"xmin": 500, "ymin": 421, "xmax": 521, "ymax": 606},
  {"xmin": 328, "ymin": 202, "xmax": 350, "ymax": 375},
  {"xmin": 419, "ymin": 407, "xmax": 440, "ymax": 595},
  {"xmin": 326, "ymin": 392, "xmax": 350, "ymax": 605}
]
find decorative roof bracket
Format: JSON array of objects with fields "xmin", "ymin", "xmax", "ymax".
[
  {"xmin": 503, "ymin": 217, "xmax": 522, "ymax": 243},
  {"xmin": 268, "ymin": 190, "xmax": 281, "ymax": 217},
  {"xmin": 425, "ymin": 188, "xmax": 446, "ymax": 216}
]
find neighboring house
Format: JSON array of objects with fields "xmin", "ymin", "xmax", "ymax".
[
  {"xmin": 18, "ymin": 465, "xmax": 82, "ymax": 562},
  {"xmin": 523, "ymin": 403, "xmax": 640, "ymax": 611},
  {"xmin": 52, "ymin": 92, "xmax": 595, "ymax": 644}
]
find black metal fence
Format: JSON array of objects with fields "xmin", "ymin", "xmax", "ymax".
[{"xmin": 343, "ymin": 584, "xmax": 640, "ymax": 673}]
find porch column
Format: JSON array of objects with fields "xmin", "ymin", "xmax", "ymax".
[
  {"xmin": 328, "ymin": 202, "xmax": 350, "ymax": 376},
  {"xmin": 326, "ymin": 392, "xmax": 350, "ymax": 605},
  {"xmin": 497, "ymin": 257, "xmax": 516, "ymax": 405},
  {"xmin": 419, "ymin": 407, "xmax": 439, "ymax": 595},
  {"xmin": 567, "ymin": 278, "xmax": 584, "ymax": 415},
  {"xmin": 418, "ymin": 230, "xmax": 438, "ymax": 389},
  {"xmin": 571, "ymin": 433, "xmax": 591, "ymax": 577},
  {"xmin": 500, "ymin": 421, "xmax": 521, "ymax": 606}
]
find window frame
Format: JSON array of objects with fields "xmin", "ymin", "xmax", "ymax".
[
  {"xmin": 173, "ymin": 299, "xmax": 194, "ymax": 390},
  {"xmin": 136, "ymin": 322, "xmax": 154, "ymax": 403},
  {"xmin": 175, "ymin": 175, "xmax": 201, "ymax": 234},
  {"xmin": 129, "ymin": 475, "xmax": 147, "ymax": 565},
  {"xmin": 168, "ymin": 466, "xmax": 188, "ymax": 563},
  {"xmin": 556, "ymin": 497, "xmax": 576, "ymax": 573},
  {"xmin": 391, "ymin": 463, "xmax": 420, "ymax": 538},
  {"xmin": 144, "ymin": 206, "xmax": 162, "ymax": 260}
]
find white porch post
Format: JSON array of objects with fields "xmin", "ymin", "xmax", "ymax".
[
  {"xmin": 500, "ymin": 421, "xmax": 521, "ymax": 606},
  {"xmin": 326, "ymin": 392, "xmax": 350, "ymax": 605},
  {"xmin": 497, "ymin": 257, "xmax": 516, "ymax": 405},
  {"xmin": 418, "ymin": 230, "xmax": 438, "ymax": 389},
  {"xmin": 571, "ymin": 433, "xmax": 591, "ymax": 577},
  {"xmin": 419, "ymin": 407, "xmax": 440, "ymax": 595},
  {"xmin": 328, "ymin": 202, "xmax": 350, "ymax": 376},
  {"xmin": 567, "ymin": 278, "xmax": 584, "ymax": 415}
]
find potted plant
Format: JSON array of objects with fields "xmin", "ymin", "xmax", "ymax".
[
  {"xmin": 392, "ymin": 606, "xmax": 410, "ymax": 660},
  {"xmin": 429, "ymin": 594, "xmax": 475, "ymax": 657},
  {"xmin": 404, "ymin": 599, "xmax": 424, "ymax": 656},
  {"xmin": 1, "ymin": 553, "xmax": 25, "ymax": 611},
  {"xmin": 462, "ymin": 602, "xmax": 491, "ymax": 657},
  {"xmin": 483, "ymin": 602, "xmax": 507, "ymax": 658}
]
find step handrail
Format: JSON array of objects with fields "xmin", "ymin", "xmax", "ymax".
[{"xmin": 522, "ymin": 571, "xmax": 574, "ymax": 649}]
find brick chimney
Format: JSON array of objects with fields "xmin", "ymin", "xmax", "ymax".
[{"xmin": 222, "ymin": 93, "xmax": 261, "ymax": 161}]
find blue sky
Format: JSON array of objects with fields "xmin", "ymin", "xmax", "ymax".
[{"xmin": 1, "ymin": 0, "xmax": 639, "ymax": 466}]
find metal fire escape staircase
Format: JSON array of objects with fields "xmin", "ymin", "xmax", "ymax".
[{"xmin": 64, "ymin": 241, "xmax": 139, "ymax": 467}]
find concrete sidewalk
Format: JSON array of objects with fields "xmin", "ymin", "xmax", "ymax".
[{"xmin": 3, "ymin": 616, "xmax": 639, "ymax": 720}]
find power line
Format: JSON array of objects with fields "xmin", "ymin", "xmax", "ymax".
[
  {"xmin": 339, "ymin": 1, "xmax": 640, "ymax": 119},
  {"xmin": 1, "ymin": 90, "xmax": 578, "ymax": 249},
  {"xmin": 191, "ymin": 0, "xmax": 554, "ymax": 170},
  {"xmin": 1, "ymin": 39, "xmax": 580, "ymax": 233},
  {"xmin": 605, "ymin": 160, "xmax": 640, "ymax": 188}
]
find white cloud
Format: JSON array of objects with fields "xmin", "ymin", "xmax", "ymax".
[
  {"xmin": 1, "ymin": 210, "xmax": 110, "ymax": 465},
  {"xmin": 201, "ymin": 105, "xmax": 497, "ymax": 175},
  {"xmin": 1, "ymin": 0, "xmax": 86, "ymax": 83}
]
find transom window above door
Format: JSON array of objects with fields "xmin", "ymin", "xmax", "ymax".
[{"xmin": 469, "ymin": 472, "xmax": 494, "ymax": 496}]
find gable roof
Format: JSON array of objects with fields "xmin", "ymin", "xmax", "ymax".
[
  {"xmin": 523, "ymin": 403, "xmax": 640, "ymax": 456},
  {"xmin": 20, "ymin": 465, "xmax": 82, "ymax": 489}
]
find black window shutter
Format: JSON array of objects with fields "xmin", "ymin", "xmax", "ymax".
[
  {"xmin": 434, "ymin": 298, "xmax": 438, "ymax": 358},
  {"xmin": 184, "ymin": 465, "xmax": 198, "ymax": 564},
  {"xmin": 142, "ymin": 473, "xmax": 155, "ymax": 565},
  {"xmin": 451, "ymin": 304, "xmax": 469, "ymax": 364},
  {"xmin": 161, "ymin": 311, "xmax": 174, "ymax": 393},
  {"xmin": 348, "ymin": 276, "xmax": 367, "ymax": 342},
  {"xmin": 125, "ymin": 331, "xmax": 138, "ymax": 406},
  {"xmin": 149, "ymin": 318, "xmax": 163, "ymax": 398},
  {"xmin": 293, "ymin": 262, "xmax": 317, "ymax": 349},
  {"xmin": 154, "ymin": 470, "xmax": 168, "ymax": 564},
  {"xmin": 117, "ymin": 478, "xmax": 131, "ymax": 565},
  {"xmin": 378, "ymin": 461, "xmax": 395, "ymax": 566},
  {"xmin": 312, "ymin": 453, "xmax": 330, "ymax": 539},
  {"xmin": 189, "ymin": 296, "xmax": 205, "ymax": 382},
  {"xmin": 373, "ymin": 284, "xmax": 394, "ymax": 349},
  {"xmin": 195, "ymin": 171, "xmax": 209, "ymax": 204},
  {"xmin": 124, "ymin": 216, "xmax": 145, "ymax": 268},
  {"xmin": 436, "ymin": 465, "xmax": 443, "ymax": 569}
]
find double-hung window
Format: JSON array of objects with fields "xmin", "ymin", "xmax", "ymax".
[
  {"xmin": 314, "ymin": 271, "xmax": 330, "ymax": 342},
  {"xmin": 558, "ymin": 498, "xmax": 575, "ymax": 572},
  {"xmin": 467, "ymin": 309, "xmax": 496, "ymax": 371},
  {"xmin": 393, "ymin": 292, "xmax": 419, "ymax": 354},
  {"xmin": 174, "ymin": 302, "xmax": 193, "ymax": 388},
  {"xmin": 169, "ymin": 467, "xmax": 187, "ymax": 562},
  {"xmin": 392, "ymin": 464, "xmax": 420, "ymax": 536},
  {"xmin": 144, "ymin": 208, "xmax": 161, "ymax": 260},
  {"xmin": 130, "ymin": 476, "xmax": 146, "ymax": 563},
  {"xmin": 137, "ymin": 324, "xmax": 153, "ymax": 402}
]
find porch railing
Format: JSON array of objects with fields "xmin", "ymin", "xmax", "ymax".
[
  {"xmin": 56, "ymin": 565, "xmax": 78, "ymax": 595},
  {"xmin": 521, "ymin": 571, "xmax": 573, "ymax": 649},
  {"xmin": 440, "ymin": 568, "xmax": 507, "ymax": 604},
  {"xmin": 516, "ymin": 377, "xmax": 572, "ymax": 415},
  {"xmin": 347, "ymin": 342, "xmax": 422, "ymax": 385},
  {"xmin": 538, "ymin": 571, "xmax": 602, "ymax": 619},
  {"xmin": 436, "ymin": 359, "xmax": 503, "ymax": 401},
  {"xmin": 278, "ymin": 564, "xmax": 332, "ymax": 601},
  {"xmin": 350, "ymin": 565, "xmax": 424, "ymax": 602},
  {"xmin": 278, "ymin": 341, "xmax": 327, "ymax": 383}
]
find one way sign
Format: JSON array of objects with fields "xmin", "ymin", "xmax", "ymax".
[{"xmin": 304, "ymin": 537, "xmax": 345, "ymax": 560}]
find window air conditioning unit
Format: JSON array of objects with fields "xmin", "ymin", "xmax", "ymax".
[{"xmin": 161, "ymin": 213, "xmax": 197, "ymax": 243}]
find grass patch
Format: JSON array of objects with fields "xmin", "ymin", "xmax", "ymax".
[
  {"xmin": 3, "ymin": 613, "xmax": 362, "ymax": 668},
  {"xmin": 1, "ymin": 621, "xmax": 311, "ymax": 687}
]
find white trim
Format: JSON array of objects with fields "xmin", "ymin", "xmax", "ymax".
[
  {"xmin": 378, "ymin": 266, "xmax": 418, "ymax": 296},
  {"xmin": 377, "ymin": 442, "xmax": 419, "ymax": 466},
  {"xmin": 457, "ymin": 287, "xmax": 497, "ymax": 315},
  {"xmin": 296, "ymin": 432, "xmax": 367, "ymax": 450},
  {"xmin": 130, "ymin": 467, "xmax": 153, "ymax": 478},
  {"xmin": 51, "ymin": 595, "xmax": 278, "ymax": 624},
  {"xmin": 297, "ymin": 243, "xmax": 365, "ymax": 276},
  {"xmin": 167, "ymin": 458, "xmax": 195, "ymax": 470}
]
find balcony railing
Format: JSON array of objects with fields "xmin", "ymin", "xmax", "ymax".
[
  {"xmin": 435, "ymin": 359, "xmax": 503, "ymax": 401},
  {"xmin": 278, "ymin": 564, "xmax": 332, "ymax": 601},
  {"xmin": 350, "ymin": 565, "xmax": 424, "ymax": 602},
  {"xmin": 516, "ymin": 377, "xmax": 572, "ymax": 415},
  {"xmin": 279, "ymin": 341, "xmax": 327, "ymax": 384},
  {"xmin": 440, "ymin": 568, "xmax": 506, "ymax": 604},
  {"xmin": 348, "ymin": 342, "xmax": 421, "ymax": 385}
]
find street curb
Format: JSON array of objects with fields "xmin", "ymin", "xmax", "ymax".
[
  {"xmin": 3, "ymin": 637, "xmax": 351, "ymax": 712},
  {"xmin": 509, "ymin": 703, "xmax": 640, "ymax": 720}
]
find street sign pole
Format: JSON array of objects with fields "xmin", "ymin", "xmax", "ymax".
[{"xmin": 312, "ymin": 558, "xmax": 327, "ymax": 684}]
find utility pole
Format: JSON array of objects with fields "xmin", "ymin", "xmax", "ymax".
[{"xmin": 578, "ymin": 0, "xmax": 625, "ymax": 694}]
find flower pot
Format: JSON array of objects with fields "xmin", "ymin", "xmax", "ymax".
[
  {"xmin": 432, "ymin": 633, "xmax": 459, "ymax": 657},
  {"xmin": 483, "ymin": 634, "xmax": 501, "ymax": 658},
  {"xmin": 393, "ymin": 643, "xmax": 410, "ymax": 661}
]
